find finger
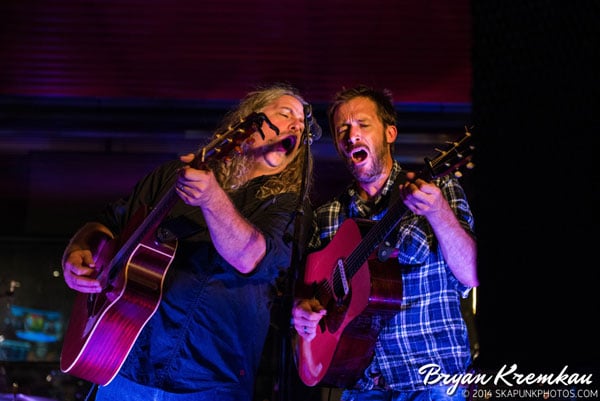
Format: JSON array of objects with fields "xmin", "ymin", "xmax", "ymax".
[
  {"xmin": 298, "ymin": 312, "xmax": 324, "ymax": 323},
  {"xmin": 176, "ymin": 181, "xmax": 191, "ymax": 197},
  {"xmin": 298, "ymin": 326, "xmax": 317, "ymax": 342},
  {"xmin": 77, "ymin": 277, "xmax": 103, "ymax": 290},
  {"xmin": 179, "ymin": 153, "xmax": 195, "ymax": 163},
  {"xmin": 294, "ymin": 320, "xmax": 314, "ymax": 333},
  {"xmin": 64, "ymin": 270, "xmax": 102, "ymax": 293},
  {"xmin": 80, "ymin": 252, "xmax": 96, "ymax": 268}
]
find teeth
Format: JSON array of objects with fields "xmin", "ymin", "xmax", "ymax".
[{"xmin": 350, "ymin": 148, "xmax": 363, "ymax": 157}]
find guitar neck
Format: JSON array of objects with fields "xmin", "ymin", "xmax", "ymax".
[
  {"xmin": 342, "ymin": 129, "xmax": 474, "ymax": 282},
  {"xmin": 343, "ymin": 198, "xmax": 407, "ymax": 280},
  {"xmin": 103, "ymin": 187, "xmax": 180, "ymax": 283}
]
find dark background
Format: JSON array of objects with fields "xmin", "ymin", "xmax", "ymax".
[{"xmin": 1, "ymin": 0, "xmax": 598, "ymax": 400}]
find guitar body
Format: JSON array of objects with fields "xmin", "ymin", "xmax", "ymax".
[
  {"xmin": 60, "ymin": 206, "xmax": 177, "ymax": 385},
  {"xmin": 296, "ymin": 218, "xmax": 403, "ymax": 387}
]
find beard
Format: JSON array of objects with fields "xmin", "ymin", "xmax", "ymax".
[
  {"xmin": 347, "ymin": 144, "xmax": 388, "ymax": 184},
  {"xmin": 211, "ymin": 153, "xmax": 252, "ymax": 192}
]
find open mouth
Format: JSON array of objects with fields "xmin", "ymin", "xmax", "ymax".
[
  {"xmin": 350, "ymin": 147, "xmax": 368, "ymax": 163},
  {"xmin": 281, "ymin": 135, "xmax": 298, "ymax": 155}
]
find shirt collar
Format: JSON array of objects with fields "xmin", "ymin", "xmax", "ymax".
[{"xmin": 347, "ymin": 161, "xmax": 402, "ymax": 218}]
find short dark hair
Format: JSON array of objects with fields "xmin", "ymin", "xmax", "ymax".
[{"xmin": 327, "ymin": 84, "xmax": 397, "ymax": 137}]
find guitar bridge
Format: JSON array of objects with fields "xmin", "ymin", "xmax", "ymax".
[{"xmin": 336, "ymin": 258, "xmax": 350, "ymax": 297}]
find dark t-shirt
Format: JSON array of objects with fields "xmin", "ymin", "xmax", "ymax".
[{"xmin": 95, "ymin": 159, "xmax": 299, "ymax": 396}]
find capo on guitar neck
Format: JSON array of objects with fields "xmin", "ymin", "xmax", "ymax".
[{"xmin": 198, "ymin": 112, "xmax": 280, "ymax": 164}]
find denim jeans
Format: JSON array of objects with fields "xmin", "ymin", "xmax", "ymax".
[{"xmin": 93, "ymin": 375, "xmax": 250, "ymax": 401}]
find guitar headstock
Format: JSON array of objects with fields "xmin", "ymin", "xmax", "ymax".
[
  {"xmin": 196, "ymin": 112, "xmax": 279, "ymax": 166},
  {"xmin": 423, "ymin": 126, "xmax": 475, "ymax": 180}
]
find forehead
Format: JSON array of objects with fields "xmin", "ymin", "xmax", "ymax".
[
  {"xmin": 264, "ymin": 94, "xmax": 304, "ymax": 116},
  {"xmin": 334, "ymin": 96, "xmax": 378, "ymax": 121}
]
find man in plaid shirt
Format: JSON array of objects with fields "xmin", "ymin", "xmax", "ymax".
[{"xmin": 292, "ymin": 85, "xmax": 478, "ymax": 401}]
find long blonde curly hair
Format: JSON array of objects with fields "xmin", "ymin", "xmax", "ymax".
[{"xmin": 206, "ymin": 83, "xmax": 319, "ymax": 199}]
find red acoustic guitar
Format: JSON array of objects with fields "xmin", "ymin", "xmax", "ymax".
[
  {"xmin": 60, "ymin": 112, "xmax": 277, "ymax": 386},
  {"xmin": 295, "ymin": 129, "xmax": 475, "ymax": 388}
]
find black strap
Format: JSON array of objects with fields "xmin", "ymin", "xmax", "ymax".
[{"xmin": 377, "ymin": 169, "xmax": 408, "ymax": 259}]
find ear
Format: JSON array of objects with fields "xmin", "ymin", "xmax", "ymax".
[{"xmin": 385, "ymin": 124, "xmax": 398, "ymax": 144}]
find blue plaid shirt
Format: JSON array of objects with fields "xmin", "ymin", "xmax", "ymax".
[{"xmin": 309, "ymin": 161, "xmax": 475, "ymax": 391}]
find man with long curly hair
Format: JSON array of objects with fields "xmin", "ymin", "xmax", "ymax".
[{"xmin": 61, "ymin": 83, "xmax": 320, "ymax": 401}]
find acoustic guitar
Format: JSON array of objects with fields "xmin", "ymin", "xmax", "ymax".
[
  {"xmin": 60, "ymin": 112, "xmax": 277, "ymax": 385},
  {"xmin": 295, "ymin": 129, "xmax": 475, "ymax": 387}
]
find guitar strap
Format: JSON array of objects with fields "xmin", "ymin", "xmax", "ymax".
[
  {"xmin": 388, "ymin": 169, "xmax": 407, "ymax": 208},
  {"xmin": 377, "ymin": 169, "xmax": 408, "ymax": 257}
]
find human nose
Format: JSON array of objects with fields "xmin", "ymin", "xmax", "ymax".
[
  {"xmin": 347, "ymin": 126, "xmax": 360, "ymax": 144},
  {"xmin": 289, "ymin": 116, "xmax": 304, "ymax": 133}
]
